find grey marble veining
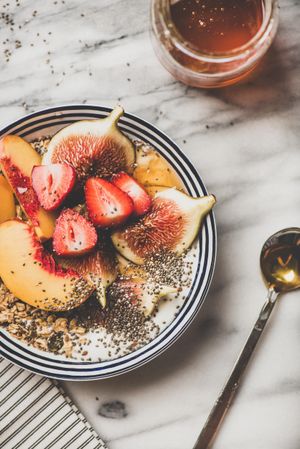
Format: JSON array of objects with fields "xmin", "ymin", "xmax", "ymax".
[{"xmin": 1, "ymin": 0, "xmax": 300, "ymax": 448}]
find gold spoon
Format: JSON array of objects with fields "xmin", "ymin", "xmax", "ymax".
[{"xmin": 193, "ymin": 228, "xmax": 300, "ymax": 449}]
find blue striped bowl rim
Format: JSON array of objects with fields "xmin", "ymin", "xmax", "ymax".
[{"xmin": 0, "ymin": 105, "xmax": 217, "ymax": 380}]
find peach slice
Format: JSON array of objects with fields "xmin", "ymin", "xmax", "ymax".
[
  {"xmin": 133, "ymin": 146, "xmax": 184, "ymax": 190},
  {"xmin": 0, "ymin": 220, "xmax": 94, "ymax": 311},
  {"xmin": 0, "ymin": 174, "xmax": 16, "ymax": 223},
  {"xmin": 0, "ymin": 135, "xmax": 56, "ymax": 240},
  {"xmin": 144, "ymin": 185, "xmax": 169, "ymax": 197}
]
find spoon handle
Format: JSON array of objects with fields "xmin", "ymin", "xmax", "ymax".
[{"xmin": 193, "ymin": 289, "xmax": 279, "ymax": 449}]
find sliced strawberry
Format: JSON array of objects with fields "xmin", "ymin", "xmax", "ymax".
[
  {"xmin": 111, "ymin": 172, "xmax": 151, "ymax": 216},
  {"xmin": 31, "ymin": 163, "xmax": 76, "ymax": 211},
  {"xmin": 85, "ymin": 177, "xmax": 134, "ymax": 228},
  {"xmin": 53, "ymin": 209, "xmax": 97, "ymax": 256}
]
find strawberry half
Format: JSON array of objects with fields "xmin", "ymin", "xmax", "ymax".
[
  {"xmin": 85, "ymin": 177, "xmax": 134, "ymax": 228},
  {"xmin": 111, "ymin": 172, "xmax": 151, "ymax": 216},
  {"xmin": 31, "ymin": 163, "xmax": 76, "ymax": 211},
  {"xmin": 53, "ymin": 209, "xmax": 97, "ymax": 256}
]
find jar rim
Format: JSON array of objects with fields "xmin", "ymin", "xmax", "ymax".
[{"xmin": 156, "ymin": 0, "xmax": 278, "ymax": 63}]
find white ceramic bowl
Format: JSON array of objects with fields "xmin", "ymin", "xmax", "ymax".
[{"xmin": 0, "ymin": 105, "xmax": 217, "ymax": 380}]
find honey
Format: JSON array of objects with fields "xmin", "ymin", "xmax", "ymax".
[
  {"xmin": 262, "ymin": 244, "xmax": 300, "ymax": 291},
  {"xmin": 170, "ymin": 0, "xmax": 264, "ymax": 53},
  {"xmin": 151, "ymin": 0, "xmax": 279, "ymax": 87}
]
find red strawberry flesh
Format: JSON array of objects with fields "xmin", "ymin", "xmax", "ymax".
[
  {"xmin": 53, "ymin": 209, "xmax": 97, "ymax": 256},
  {"xmin": 31, "ymin": 163, "xmax": 76, "ymax": 211},
  {"xmin": 112, "ymin": 172, "xmax": 151, "ymax": 216},
  {"xmin": 85, "ymin": 177, "xmax": 134, "ymax": 228}
]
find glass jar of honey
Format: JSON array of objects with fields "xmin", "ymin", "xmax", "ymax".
[{"xmin": 151, "ymin": 0, "xmax": 279, "ymax": 88}]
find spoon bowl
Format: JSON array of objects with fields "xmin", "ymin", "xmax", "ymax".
[{"xmin": 260, "ymin": 227, "xmax": 300, "ymax": 293}]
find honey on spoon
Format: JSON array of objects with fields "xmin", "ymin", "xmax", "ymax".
[{"xmin": 261, "ymin": 229, "xmax": 300, "ymax": 292}]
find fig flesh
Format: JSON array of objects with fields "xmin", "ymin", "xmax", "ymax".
[
  {"xmin": 112, "ymin": 188, "xmax": 216, "ymax": 264},
  {"xmin": 43, "ymin": 106, "xmax": 135, "ymax": 183}
]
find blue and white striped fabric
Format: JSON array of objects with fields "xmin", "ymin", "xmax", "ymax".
[{"xmin": 0, "ymin": 358, "xmax": 106, "ymax": 449}]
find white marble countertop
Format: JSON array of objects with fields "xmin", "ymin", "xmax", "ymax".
[{"xmin": 1, "ymin": 0, "xmax": 300, "ymax": 448}]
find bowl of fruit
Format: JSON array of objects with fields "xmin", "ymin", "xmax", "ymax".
[{"xmin": 0, "ymin": 105, "xmax": 216, "ymax": 380}]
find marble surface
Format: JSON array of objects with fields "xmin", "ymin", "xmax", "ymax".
[{"xmin": 1, "ymin": 0, "xmax": 300, "ymax": 448}]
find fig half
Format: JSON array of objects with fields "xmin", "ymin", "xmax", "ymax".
[
  {"xmin": 109, "ymin": 277, "xmax": 177, "ymax": 317},
  {"xmin": 43, "ymin": 106, "xmax": 135, "ymax": 182},
  {"xmin": 112, "ymin": 188, "xmax": 216, "ymax": 264}
]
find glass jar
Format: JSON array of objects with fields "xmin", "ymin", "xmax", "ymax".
[{"xmin": 151, "ymin": 0, "xmax": 279, "ymax": 88}]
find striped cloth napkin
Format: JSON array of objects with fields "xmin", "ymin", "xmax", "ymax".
[{"xmin": 0, "ymin": 357, "xmax": 107, "ymax": 449}]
